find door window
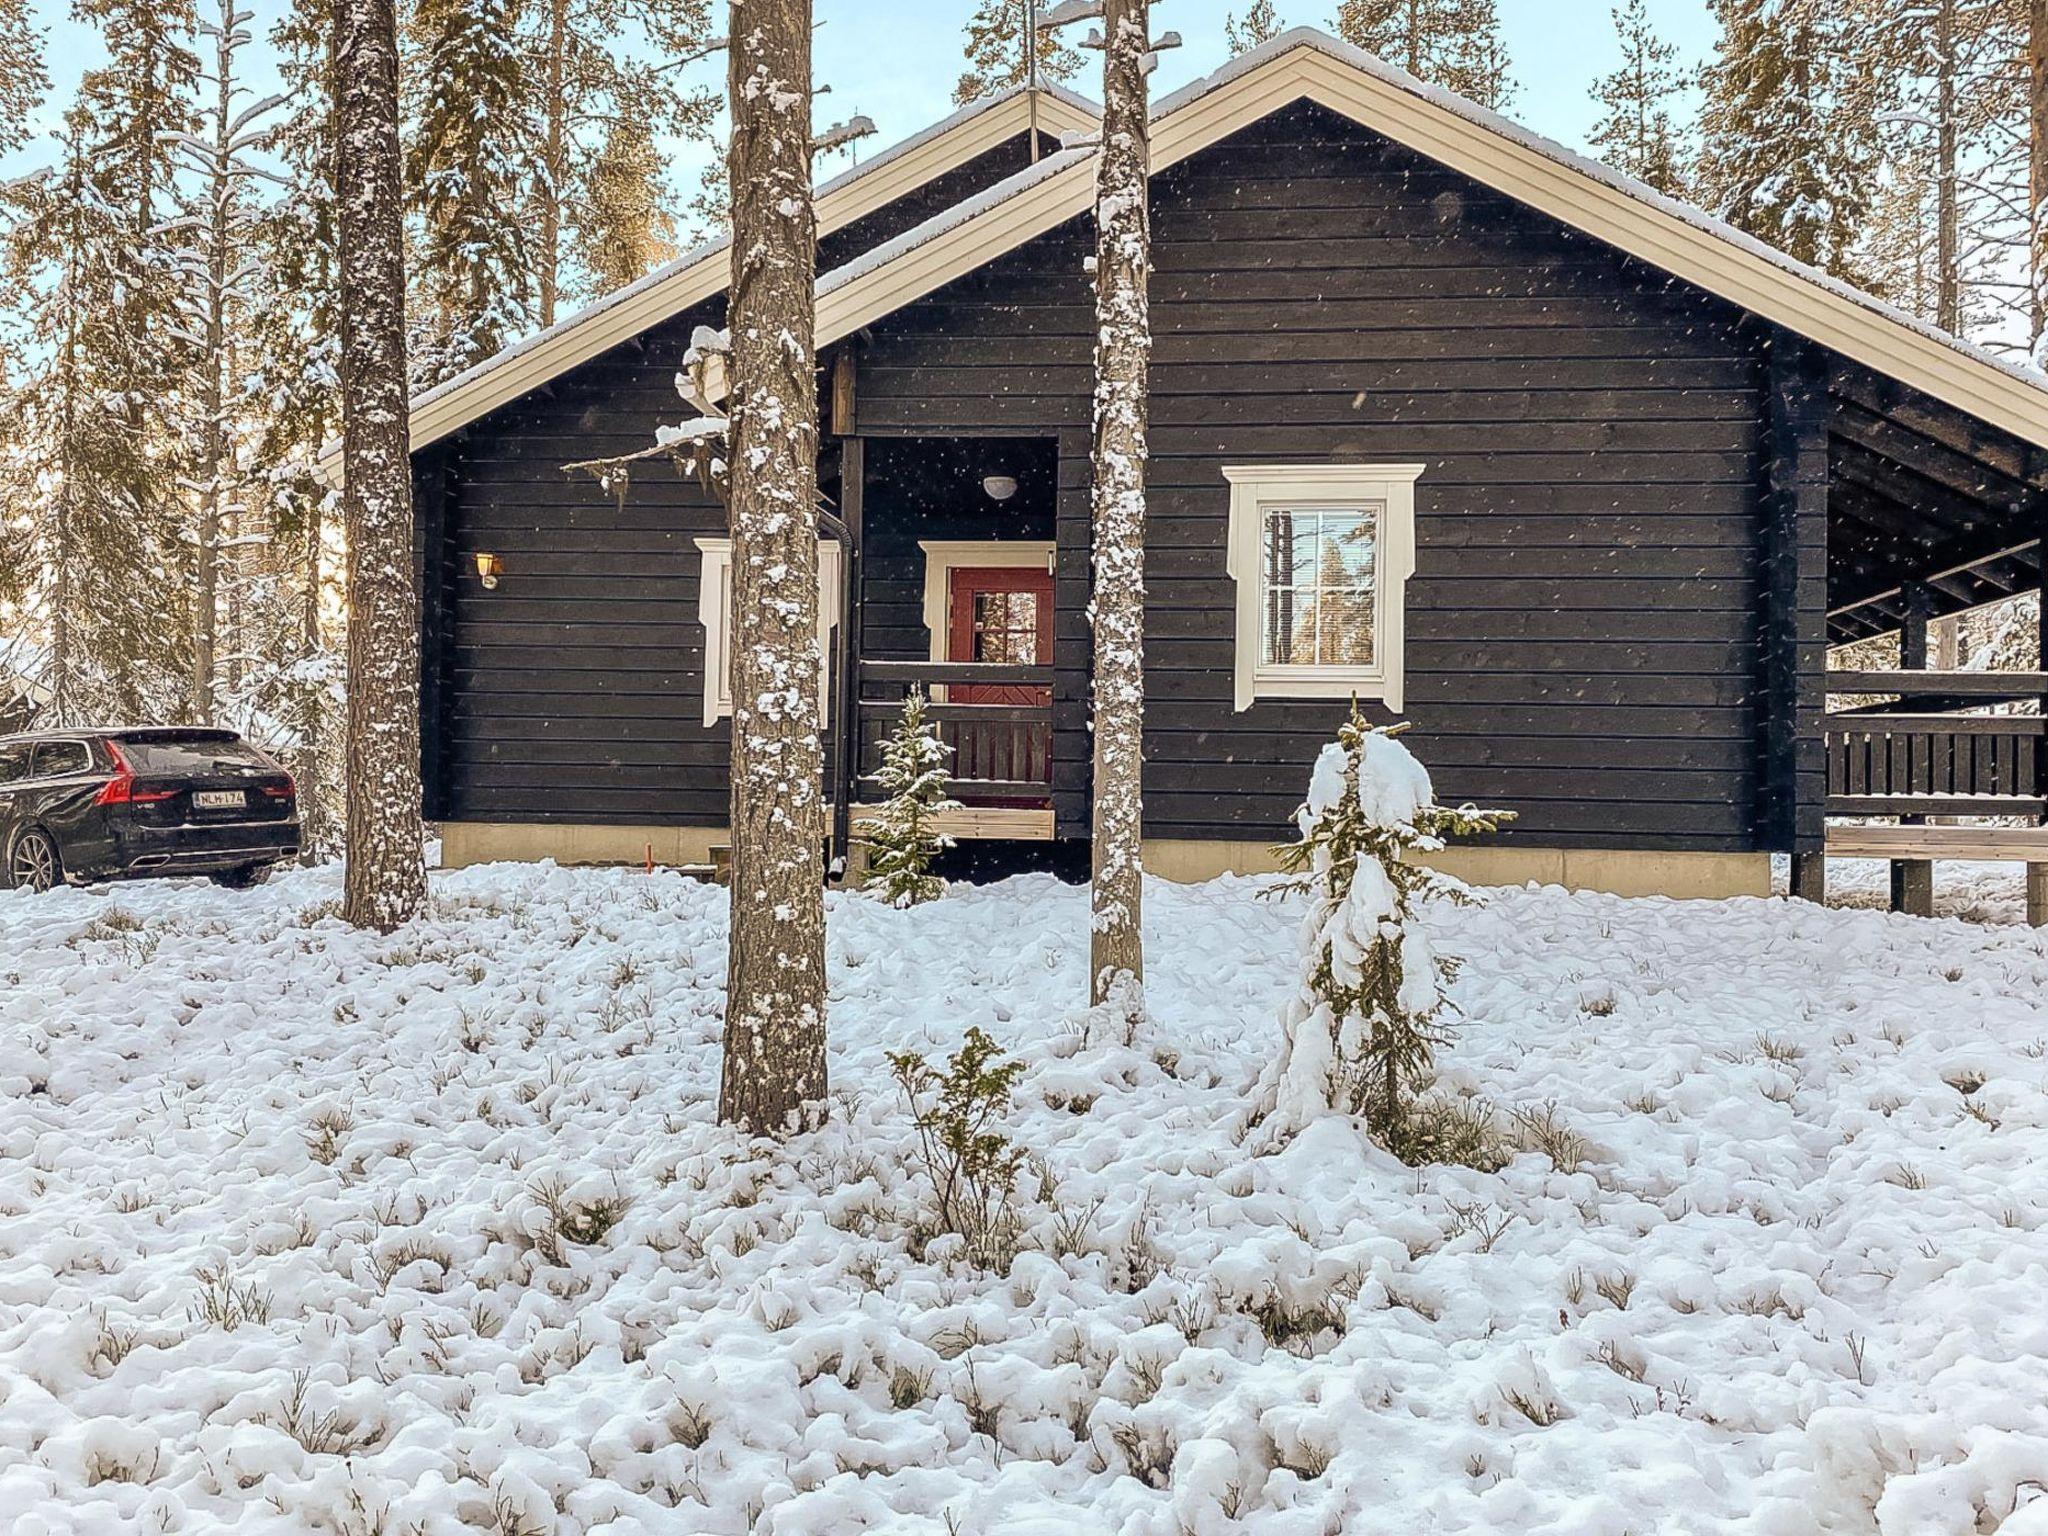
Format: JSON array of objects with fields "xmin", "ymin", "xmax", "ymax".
[
  {"xmin": 30, "ymin": 740, "xmax": 90, "ymax": 778},
  {"xmin": 970, "ymin": 590, "xmax": 1041, "ymax": 665}
]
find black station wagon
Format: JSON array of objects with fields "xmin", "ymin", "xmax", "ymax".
[{"xmin": 0, "ymin": 727, "xmax": 300, "ymax": 893}]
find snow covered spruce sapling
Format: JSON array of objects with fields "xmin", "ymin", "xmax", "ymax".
[
  {"xmin": 1250, "ymin": 706, "xmax": 1511, "ymax": 1162},
  {"xmin": 861, "ymin": 688, "xmax": 958, "ymax": 906}
]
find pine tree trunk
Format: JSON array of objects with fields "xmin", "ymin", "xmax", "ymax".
[
  {"xmin": 193, "ymin": 17, "xmax": 232, "ymax": 723},
  {"xmin": 537, "ymin": 0, "xmax": 568, "ymax": 328},
  {"xmin": 2031, "ymin": 0, "xmax": 2047, "ymax": 347},
  {"xmin": 1087, "ymin": 0, "xmax": 1149, "ymax": 1008},
  {"xmin": 1934, "ymin": 0, "xmax": 1959, "ymax": 334},
  {"xmin": 336, "ymin": 0, "xmax": 426, "ymax": 931},
  {"xmin": 717, "ymin": 0, "xmax": 828, "ymax": 1133}
]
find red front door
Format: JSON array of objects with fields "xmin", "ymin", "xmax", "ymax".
[{"xmin": 947, "ymin": 566, "xmax": 1053, "ymax": 705}]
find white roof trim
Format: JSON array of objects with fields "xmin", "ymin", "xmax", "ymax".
[
  {"xmin": 324, "ymin": 83, "xmax": 1098, "ymax": 471},
  {"xmin": 811, "ymin": 29, "xmax": 2048, "ymax": 451}
]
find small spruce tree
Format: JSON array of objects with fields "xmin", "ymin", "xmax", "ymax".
[
  {"xmin": 862, "ymin": 688, "xmax": 958, "ymax": 907},
  {"xmin": 1250, "ymin": 706, "xmax": 1510, "ymax": 1158}
]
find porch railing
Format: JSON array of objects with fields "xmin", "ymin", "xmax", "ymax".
[
  {"xmin": 854, "ymin": 659, "xmax": 1054, "ymax": 804},
  {"xmin": 1824, "ymin": 670, "xmax": 2048, "ymax": 817}
]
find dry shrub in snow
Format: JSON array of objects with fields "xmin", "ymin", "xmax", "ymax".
[
  {"xmin": 860, "ymin": 687, "xmax": 957, "ymax": 907},
  {"xmin": 888, "ymin": 1027, "xmax": 1027, "ymax": 1268},
  {"xmin": 1251, "ymin": 708, "xmax": 1509, "ymax": 1160}
]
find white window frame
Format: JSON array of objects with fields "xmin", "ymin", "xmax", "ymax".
[
  {"xmin": 694, "ymin": 536, "xmax": 844, "ymax": 728},
  {"xmin": 1222, "ymin": 463, "xmax": 1424, "ymax": 713}
]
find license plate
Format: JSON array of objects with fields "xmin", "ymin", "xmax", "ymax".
[{"xmin": 193, "ymin": 790, "xmax": 245, "ymax": 810}]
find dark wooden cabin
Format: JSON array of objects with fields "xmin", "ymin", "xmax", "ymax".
[{"xmin": 361, "ymin": 32, "xmax": 2048, "ymax": 906}]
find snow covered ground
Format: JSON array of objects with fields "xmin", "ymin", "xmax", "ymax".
[{"xmin": 3, "ymin": 862, "xmax": 2047, "ymax": 1535}]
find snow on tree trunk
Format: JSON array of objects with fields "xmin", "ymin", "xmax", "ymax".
[
  {"xmin": 716, "ymin": 0, "xmax": 828, "ymax": 1135},
  {"xmin": 1087, "ymin": 0, "xmax": 1151, "ymax": 1012},
  {"xmin": 335, "ymin": 0, "xmax": 426, "ymax": 933},
  {"xmin": 1249, "ymin": 709, "xmax": 1509, "ymax": 1155},
  {"xmin": 861, "ymin": 688, "xmax": 957, "ymax": 907}
]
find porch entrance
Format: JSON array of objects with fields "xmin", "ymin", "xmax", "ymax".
[{"xmin": 837, "ymin": 435, "xmax": 1063, "ymax": 847}]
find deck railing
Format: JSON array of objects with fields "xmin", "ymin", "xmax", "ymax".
[
  {"xmin": 854, "ymin": 659, "xmax": 1053, "ymax": 804},
  {"xmin": 1824, "ymin": 670, "xmax": 2048, "ymax": 817}
]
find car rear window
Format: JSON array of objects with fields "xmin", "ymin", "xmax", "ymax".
[
  {"xmin": 0, "ymin": 743, "xmax": 30, "ymax": 784},
  {"xmin": 115, "ymin": 736, "xmax": 275, "ymax": 774}
]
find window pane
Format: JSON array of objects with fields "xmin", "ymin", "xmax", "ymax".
[
  {"xmin": 1260, "ymin": 504, "xmax": 1379, "ymax": 669},
  {"xmin": 973, "ymin": 590, "xmax": 1039, "ymax": 663},
  {"xmin": 1263, "ymin": 588, "xmax": 1320, "ymax": 666}
]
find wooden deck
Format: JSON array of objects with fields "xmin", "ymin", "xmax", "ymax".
[{"xmin": 1820, "ymin": 668, "xmax": 2048, "ymax": 922}]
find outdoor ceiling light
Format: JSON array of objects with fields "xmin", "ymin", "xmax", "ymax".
[{"xmin": 982, "ymin": 474, "xmax": 1019, "ymax": 502}]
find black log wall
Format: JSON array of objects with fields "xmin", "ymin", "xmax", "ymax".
[{"xmin": 855, "ymin": 101, "xmax": 1770, "ymax": 850}]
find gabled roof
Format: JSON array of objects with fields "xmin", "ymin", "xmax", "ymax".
[
  {"xmin": 805, "ymin": 29, "xmax": 2048, "ymax": 451},
  {"xmin": 339, "ymin": 82, "xmax": 1098, "ymax": 468}
]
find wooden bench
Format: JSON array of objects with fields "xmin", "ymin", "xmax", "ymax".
[{"xmin": 1821, "ymin": 822, "xmax": 2048, "ymax": 923}]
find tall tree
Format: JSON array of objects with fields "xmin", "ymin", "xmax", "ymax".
[
  {"xmin": 0, "ymin": 0, "xmax": 47, "ymax": 156},
  {"xmin": 1043, "ymin": 0, "xmax": 1161, "ymax": 1012},
  {"xmin": 1225, "ymin": 1, "xmax": 1284, "ymax": 53},
  {"xmin": 573, "ymin": 100, "xmax": 682, "ymax": 297},
  {"xmin": 406, "ymin": 0, "xmax": 530, "ymax": 383},
  {"xmin": 1589, "ymin": 0, "xmax": 1690, "ymax": 196},
  {"xmin": 70, "ymin": 0, "xmax": 202, "ymax": 720},
  {"xmin": 336, "ymin": 0, "xmax": 426, "ymax": 930},
  {"xmin": 0, "ymin": 121, "xmax": 130, "ymax": 725},
  {"xmin": 1331, "ymin": 0, "xmax": 1516, "ymax": 111},
  {"xmin": 955, "ymin": 0, "xmax": 1084, "ymax": 105},
  {"xmin": 1697, "ymin": 0, "xmax": 1876, "ymax": 281},
  {"xmin": 521, "ymin": 0, "xmax": 716, "ymax": 324},
  {"xmin": 174, "ymin": 0, "xmax": 285, "ymax": 720},
  {"xmin": 249, "ymin": 0, "xmax": 348, "ymax": 854},
  {"xmin": 2031, "ymin": 0, "xmax": 2046, "ymax": 351},
  {"xmin": 717, "ymin": 0, "xmax": 828, "ymax": 1133}
]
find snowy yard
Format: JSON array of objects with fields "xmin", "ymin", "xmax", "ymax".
[{"xmin": 3, "ymin": 862, "xmax": 2048, "ymax": 1535}]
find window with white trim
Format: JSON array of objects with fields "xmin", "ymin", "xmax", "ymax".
[
  {"xmin": 693, "ymin": 537, "xmax": 844, "ymax": 728},
  {"xmin": 1222, "ymin": 463, "xmax": 1423, "ymax": 712}
]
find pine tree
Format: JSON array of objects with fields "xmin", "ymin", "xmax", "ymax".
[
  {"xmin": 1249, "ymin": 709, "xmax": 1509, "ymax": 1155},
  {"xmin": 521, "ymin": 0, "xmax": 716, "ymax": 323},
  {"xmin": 718, "ymin": 0, "xmax": 828, "ymax": 1133},
  {"xmin": 337, "ymin": 0, "xmax": 427, "ymax": 930},
  {"xmin": 406, "ymin": 0, "xmax": 530, "ymax": 383},
  {"xmin": 68, "ymin": 0, "xmax": 202, "ymax": 720},
  {"xmin": 1588, "ymin": 0, "xmax": 1690, "ymax": 196},
  {"xmin": 1332, "ymin": 0, "xmax": 1517, "ymax": 111},
  {"xmin": 954, "ymin": 0, "xmax": 1084, "ymax": 106},
  {"xmin": 248, "ymin": 0, "xmax": 348, "ymax": 854},
  {"xmin": 574, "ymin": 102, "xmax": 682, "ymax": 297},
  {"xmin": 1042, "ymin": 0, "xmax": 1159, "ymax": 1014},
  {"xmin": 0, "ymin": 0, "xmax": 47, "ymax": 156},
  {"xmin": 861, "ymin": 689, "xmax": 957, "ymax": 907},
  {"xmin": 1698, "ymin": 0, "xmax": 1877, "ymax": 281},
  {"xmin": 1225, "ymin": 1, "xmax": 1285, "ymax": 53},
  {"xmin": 0, "ymin": 115, "xmax": 181, "ymax": 725},
  {"xmin": 173, "ymin": 0, "xmax": 286, "ymax": 721}
]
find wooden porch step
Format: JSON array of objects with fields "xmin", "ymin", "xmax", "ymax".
[{"xmin": 849, "ymin": 803, "xmax": 1055, "ymax": 842}]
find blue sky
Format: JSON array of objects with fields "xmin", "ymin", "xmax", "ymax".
[{"xmin": 7, "ymin": 1, "xmax": 1721, "ymax": 193}]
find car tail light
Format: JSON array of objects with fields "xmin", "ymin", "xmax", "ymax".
[
  {"xmin": 260, "ymin": 774, "xmax": 295, "ymax": 800},
  {"xmin": 94, "ymin": 742, "xmax": 178, "ymax": 807}
]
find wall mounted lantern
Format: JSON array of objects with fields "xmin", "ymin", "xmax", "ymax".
[{"xmin": 474, "ymin": 552, "xmax": 504, "ymax": 590}]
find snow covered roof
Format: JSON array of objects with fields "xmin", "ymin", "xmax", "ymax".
[
  {"xmin": 807, "ymin": 29, "xmax": 2048, "ymax": 451},
  {"xmin": 321, "ymin": 82, "xmax": 1099, "ymax": 472}
]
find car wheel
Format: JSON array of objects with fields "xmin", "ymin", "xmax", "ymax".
[
  {"xmin": 8, "ymin": 829, "xmax": 61, "ymax": 894},
  {"xmin": 209, "ymin": 863, "xmax": 272, "ymax": 890}
]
